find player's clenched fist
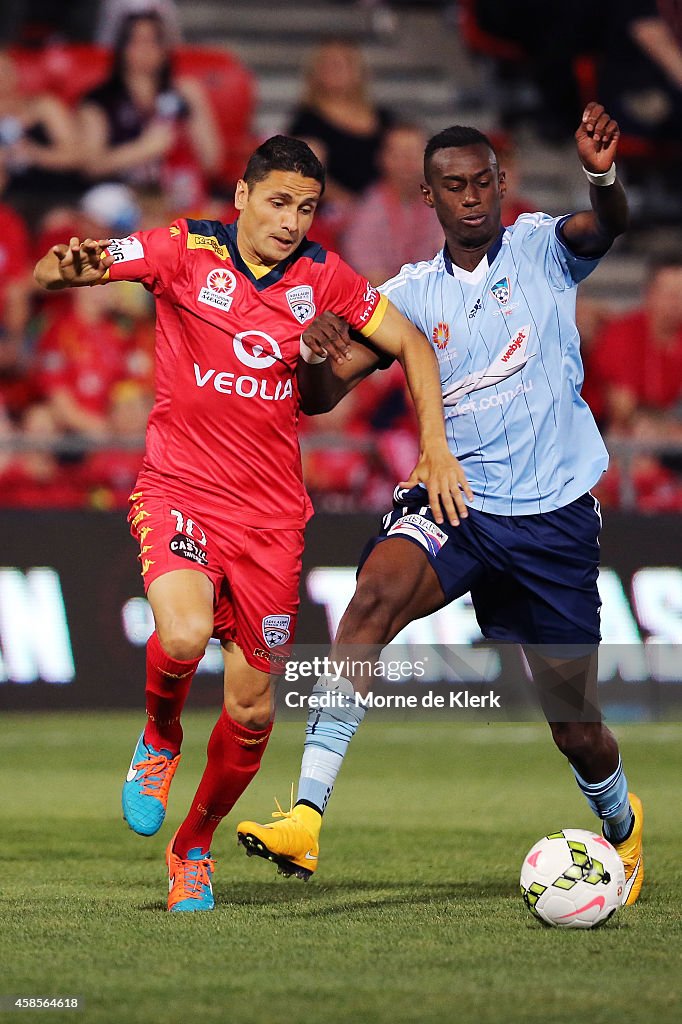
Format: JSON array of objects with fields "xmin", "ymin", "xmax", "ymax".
[{"xmin": 575, "ymin": 102, "xmax": 620, "ymax": 174}]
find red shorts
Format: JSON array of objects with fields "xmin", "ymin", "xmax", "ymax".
[{"xmin": 128, "ymin": 481, "xmax": 304, "ymax": 674}]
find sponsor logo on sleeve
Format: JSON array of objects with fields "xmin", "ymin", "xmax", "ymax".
[
  {"xmin": 198, "ymin": 268, "xmax": 237, "ymax": 311},
  {"xmin": 169, "ymin": 534, "xmax": 208, "ymax": 566},
  {"xmin": 387, "ymin": 514, "xmax": 449, "ymax": 557},
  {"xmin": 357, "ymin": 281, "xmax": 380, "ymax": 324},
  {"xmin": 108, "ymin": 236, "xmax": 144, "ymax": 263},
  {"xmin": 187, "ymin": 233, "xmax": 230, "ymax": 260},
  {"xmin": 286, "ymin": 285, "xmax": 316, "ymax": 324},
  {"xmin": 262, "ymin": 614, "xmax": 291, "ymax": 648}
]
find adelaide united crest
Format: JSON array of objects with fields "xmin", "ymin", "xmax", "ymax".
[{"xmin": 286, "ymin": 286, "xmax": 316, "ymax": 324}]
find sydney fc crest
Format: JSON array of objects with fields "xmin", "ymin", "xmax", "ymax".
[
  {"xmin": 490, "ymin": 276, "xmax": 511, "ymax": 305},
  {"xmin": 286, "ymin": 286, "xmax": 316, "ymax": 324},
  {"xmin": 262, "ymin": 614, "xmax": 291, "ymax": 648},
  {"xmin": 490, "ymin": 276, "xmax": 519, "ymax": 316}
]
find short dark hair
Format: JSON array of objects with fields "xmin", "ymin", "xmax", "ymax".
[
  {"xmin": 243, "ymin": 136, "xmax": 325, "ymax": 194},
  {"xmin": 424, "ymin": 126, "xmax": 497, "ymax": 181}
]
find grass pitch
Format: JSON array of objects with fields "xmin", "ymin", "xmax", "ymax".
[{"xmin": 2, "ymin": 712, "xmax": 681, "ymax": 1024}]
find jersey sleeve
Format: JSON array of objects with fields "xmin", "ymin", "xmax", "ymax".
[
  {"xmin": 102, "ymin": 220, "xmax": 186, "ymax": 295},
  {"xmin": 553, "ymin": 215, "xmax": 605, "ymax": 285},
  {"xmin": 321, "ymin": 253, "xmax": 388, "ymax": 337},
  {"xmin": 511, "ymin": 213, "xmax": 603, "ymax": 290}
]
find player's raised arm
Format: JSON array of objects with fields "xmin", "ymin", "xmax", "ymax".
[
  {"xmin": 34, "ymin": 237, "xmax": 113, "ymax": 290},
  {"xmin": 560, "ymin": 102, "xmax": 629, "ymax": 257}
]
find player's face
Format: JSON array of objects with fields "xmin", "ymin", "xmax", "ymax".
[
  {"xmin": 422, "ymin": 144, "xmax": 506, "ymax": 249},
  {"xmin": 235, "ymin": 171, "xmax": 322, "ymax": 265}
]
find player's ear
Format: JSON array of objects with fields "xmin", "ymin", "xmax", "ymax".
[
  {"xmin": 421, "ymin": 182, "xmax": 434, "ymax": 208},
  {"xmin": 498, "ymin": 169, "xmax": 507, "ymax": 199},
  {"xmin": 234, "ymin": 178, "xmax": 249, "ymax": 211}
]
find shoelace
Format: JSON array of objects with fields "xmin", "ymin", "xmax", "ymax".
[
  {"xmin": 271, "ymin": 782, "xmax": 296, "ymax": 822},
  {"xmin": 175, "ymin": 855, "xmax": 215, "ymax": 897},
  {"xmin": 134, "ymin": 753, "xmax": 176, "ymax": 798}
]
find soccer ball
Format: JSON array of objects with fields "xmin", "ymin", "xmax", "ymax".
[{"xmin": 520, "ymin": 829, "xmax": 625, "ymax": 928}]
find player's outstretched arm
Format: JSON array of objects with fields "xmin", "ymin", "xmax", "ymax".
[
  {"xmin": 561, "ymin": 102, "xmax": 629, "ymax": 257},
  {"xmin": 34, "ymin": 237, "xmax": 114, "ymax": 291},
  {"xmin": 297, "ymin": 311, "xmax": 383, "ymax": 415},
  {"xmin": 368, "ymin": 301, "xmax": 473, "ymax": 525}
]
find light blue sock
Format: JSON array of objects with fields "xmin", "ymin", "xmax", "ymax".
[
  {"xmin": 572, "ymin": 757, "xmax": 634, "ymax": 843},
  {"xmin": 296, "ymin": 676, "xmax": 365, "ymax": 813}
]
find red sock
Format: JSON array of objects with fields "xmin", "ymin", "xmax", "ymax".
[
  {"xmin": 174, "ymin": 706, "xmax": 273, "ymax": 857},
  {"xmin": 143, "ymin": 631, "xmax": 200, "ymax": 754}
]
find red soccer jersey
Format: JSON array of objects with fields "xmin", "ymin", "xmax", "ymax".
[{"xmin": 104, "ymin": 218, "xmax": 387, "ymax": 527}]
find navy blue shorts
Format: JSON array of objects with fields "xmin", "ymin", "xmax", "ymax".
[{"xmin": 359, "ymin": 487, "xmax": 602, "ymax": 645}]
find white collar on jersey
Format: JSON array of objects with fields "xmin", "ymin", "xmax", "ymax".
[{"xmin": 443, "ymin": 228, "xmax": 506, "ymax": 283}]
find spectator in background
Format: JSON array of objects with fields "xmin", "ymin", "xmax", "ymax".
[
  {"xmin": 474, "ymin": 0, "xmax": 682, "ymax": 145},
  {"xmin": 0, "ymin": 402, "xmax": 85, "ymax": 508},
  {"xmin": 492, "ymin": 136, "xmax": 538, "ymax": 227},
  {"xmin": 78, "ymin": 12, "xmax": 221, "ymax": 210},
  {"xmin": 589, "ymin": 254, "xmax": 682, "ymax": 431},
  {"xmin": 33, "ymin": 285, "xmax": 127, "ymax": 442},
  {"xmin": 96, "ymin": 0, "xmax": 182, "ymax": 47},
  {"xmin": 0, "ymin": 49, "xmax": 80, "ymax": 221},
  {"xmin": 341, "ymin": 124, "xmax": 443, "ymax": 285},
  {"xmin": 0, "ymin": 157, "xmax": 35, "ymax": 420},
  {"xmin": 82, "ymin": 379, "xmax": 152, "ymax": 508},
  {"xmin": 288, "ymin": 40, "xmax": 394, "ymax": 213}
]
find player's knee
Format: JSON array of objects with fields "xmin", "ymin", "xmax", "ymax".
[
  {"xmin": 341, "ymin": 572, "xmax": 395, "ymax": 639},
  {"xmin": 157, "ymin": 615, "xmax": 213, "ymax": 661},
  {"xmin": 550, "ymin": 721, "xmax": 602, "ymax": 761},
  {"xmin": 225, "ymin": 689, "xmax": 272, "ymax": 731}
]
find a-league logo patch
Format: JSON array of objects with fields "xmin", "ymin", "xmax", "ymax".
[
  {"xmin": 262, "ymin": 614, "xmax": 291, "ymax": 648},
  {"xmin": 432, "ymin": 322, "xmax": 450, "ymax": 349},
  {"xmin": 198, "ymin": 268, "xmax": 237, "ymax": 311},
  {"xmin": 387, "ymin": 514, "xmax": 449, "ymax": 558},
  {"xmin": 286, "ymin": 286, "xmax": 316, "ymax": 324}
]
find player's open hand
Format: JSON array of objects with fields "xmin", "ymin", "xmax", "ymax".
[
  {"xmin": 575, "ymin": 102, "xmax": 619, "ymax": 173},
  {"xmin": 400, "ymin": 445, "xmax": 473, "ymax": 526},
  {"xmin": 302, "ymin": 311, "xmax": 352, "ymax": 364},
  {"xmin": 54, "ymin": 237, "xmax": 114, "ymax": 286}
]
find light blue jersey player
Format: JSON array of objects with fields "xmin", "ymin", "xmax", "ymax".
[
  {"xmin": 381, "ymin": 210, "xmax": 608, "ymax": 515},
  {"xmin": 236, "ymin": 103, "xmax": 644, "ymax": 907}
]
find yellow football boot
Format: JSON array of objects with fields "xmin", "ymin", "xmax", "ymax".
[
  {"xmin": 237, "ymin": 790, "xmax": 321, "ymax": 881},
  {"xmin": 610, "ymin": 792, "xmax": 644, "ymax": 906}
]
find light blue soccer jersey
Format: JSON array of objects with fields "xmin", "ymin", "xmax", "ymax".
[{"xmin": 380, "ymin": 213, "xmax": 609, "ymax": 515}]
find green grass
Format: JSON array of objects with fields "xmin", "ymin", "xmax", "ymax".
[{"xmin": 2, "ymin": 714, "xmax": 681, "ymax": 1024}]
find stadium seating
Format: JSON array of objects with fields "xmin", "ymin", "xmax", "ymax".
[
  {"xmin": 9, "ymin": 43, "xmax": 256, "ymax": 187},
  {"xmin": 174, "ymin": 46, "xmax": 257, "ymax": 185}
]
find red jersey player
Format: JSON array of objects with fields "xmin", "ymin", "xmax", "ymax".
[{"xmin": 34, "ymin": 136, "xmax": 471, "ymax": 912}]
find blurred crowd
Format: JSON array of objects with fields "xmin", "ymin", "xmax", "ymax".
[{"xmin": 0, "ymin": 0, "xmax": 681, "ymax": 512}]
